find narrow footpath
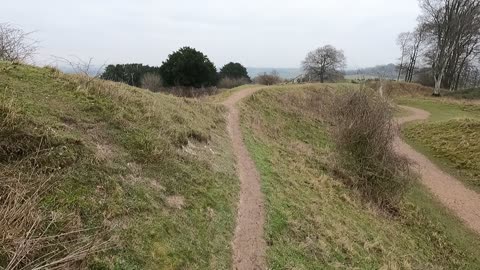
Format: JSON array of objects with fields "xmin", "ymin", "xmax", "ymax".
[
  {"xmin": 222, "ymin": 87, "xmax": 266, "ymax": 270},
  {"xmin": 396, "ymin": 105, "xmax": 480, "ymax": 234}
]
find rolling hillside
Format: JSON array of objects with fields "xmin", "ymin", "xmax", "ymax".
[
  {"xmin": 0, "ymin": 62, "xmax": 238, "ymax": 269},
  {"xmin": 240, "ymin": 84, "xmax": 480, "ymax": 269},
  {"xmin": 2, "ymin": 62, "xmax": 480, "ymax": 269}
]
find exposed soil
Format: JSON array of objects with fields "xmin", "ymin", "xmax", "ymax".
[
  {"xmin": 222, "ymin": 87, "xmax": 266, "ymax": 270},
  {"xmin": 396, "ymin": 105, "xmax": 480, "ymax": 234}
]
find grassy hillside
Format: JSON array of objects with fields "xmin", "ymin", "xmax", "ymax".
[
  {"xmin": 398, "ymin": 97, "xmax": 480, "ymax": 192},
  {"xmin": 240, "ymin": 84, "xmax": 480, "ymax": 269},
  {"xmin": 0, "ymin": 62, "xmax": 238, "ymax": 269}
]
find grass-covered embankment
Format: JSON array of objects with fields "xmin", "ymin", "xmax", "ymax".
[
  {"xmin": 240, "ymin": 84, "xmax": 480, "ymax": 269},
  {"xmin": 398, "ymin": 97, "xmax": 480, "ymax": 191},
  {"xmin": 0, "ymin": 62, "xmax": 238, "ymax": 269}
]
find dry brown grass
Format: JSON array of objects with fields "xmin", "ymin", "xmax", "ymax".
[
  {"xmin": 0, "ymin": 98, "xmax": 108, "ymax": 269},
  {"xmin": 217, "ymin": 77, "xmax": 250, "ymax": 89},
  {"xmin": 0, "ymin": 177, "xmax": 108, "ymax": 270},
  {"xmin": 140, "ymin": 73, "xmax": 163, "ymax": 92},
  {"xmin": 367, "ymin": 81, "xmax": 432, "ymax": 98},
  {"xmin": 323, "ymin": 89, "xmax": 413, "ymax": 210}
]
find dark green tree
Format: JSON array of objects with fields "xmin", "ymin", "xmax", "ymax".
[
  {"xmin": 101, "ymin": 64, "xmax": 160, "ymax": 87},
  {"xmin": 160, "ymin": 47, "xmax": 217, "ymax": 87},
  {"xmin": 219, "ymin": 62, "xmax": 250, "ymax": 80}
]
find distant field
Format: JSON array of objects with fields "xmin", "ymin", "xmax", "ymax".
[
  {"xmin": 240, "ymin": 84, "xmax": 480, "ymax": 269},
  {"xmin": 247, "ymin": 67, "xmax": 302, "ymax": 79}
]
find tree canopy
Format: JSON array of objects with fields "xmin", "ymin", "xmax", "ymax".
[
  {"xmin": 219, "ymin": 62, "xmax": 250, "ymax": 80},
  {"xmin": 160, "ymin": 47, "xmax": 217, "ymax": 87}
]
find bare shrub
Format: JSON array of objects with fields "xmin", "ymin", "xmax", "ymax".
[
  {"xmin": 217, "ymin": 77, "xmax": 250, "ymax": 89},
  {"xmin": 159, "ymin": 86, "xmax": 220, "ymax": 98},
  {"xmin": 141, "ymin": 73, "xmax": 163, "ymax": 92},
  {"xmin": 253, "ymin": 72, "xmax": 283, "ymax": 85},
  {"xmin": 0, "ymin": 177, "xmax": 108, "ymax": 270},
  {"xmin": 0, "ymin": 23, "xmax": 37, "ymax": 62},
  {"xmin": 324, "ymin": 89, "xmax": 412, "ymax": 210},
  {"xmin": 50, "ymin": 56, "xmax": 105, "ymax": 89}
]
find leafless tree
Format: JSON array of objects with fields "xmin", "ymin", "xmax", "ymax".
[
  {"xmin": 302, "ymin": 45, "xmax": 346, "ymax": 83},
  {"xmin": 51, "ymin": 56, "xmax": 104, "ymax": 77},
  {"xmin": 420, "ymin": 0, "xmax": 480, "ymax": 94},
  {"xmin": 396, "ymin": 32, "xmax": 412, "ymax": 81},
  {"xmin": 0, "ymin": 23, "xmax": 37, "ymax": 62},
  {"xmin": 404, "ymin": 26, "xmax": 426, "ymax": 82}
]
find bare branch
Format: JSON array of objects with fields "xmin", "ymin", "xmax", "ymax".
[{"xmin": 0, "ymin": 23, "xmax": 38, "ymax": 62}]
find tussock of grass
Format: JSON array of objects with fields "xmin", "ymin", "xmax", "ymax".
[
  {"xmin": 404, "ymin": 119, "xmax": 480, "ymax": 190},
  {"xmin": 0, "ymin": 61, "xmax": 237, "ymax": 269},
  {"xmin": 241, "ymin": 85, "xmax": 480, "ymax": 269},
  {"xmin": 398, "ymin": 97, "xmax": 480, "ymax": 191}
]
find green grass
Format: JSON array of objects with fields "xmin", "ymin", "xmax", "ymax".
[
  {"xmin": 398, "ymin": 97, "xmax": 480, "ymax": 192},
  {"xmin": 397, "ymin": 97, "xmax": 480, "ymax": 121},
  {"xmin": 0, "ymin": 62, "xmax": 238, "ymax": 269},
  {"xmin": 240, "ymin": 84, "xmax": 480, "ymax": 269}
]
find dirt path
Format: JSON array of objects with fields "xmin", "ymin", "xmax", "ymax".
[
  {"xmin": 222, "ymin": 87, "xmax": 266, "ymax": 270},
  {"xmin": 396, "ymin": 105, "xmax": 480, "ymax": 234}
]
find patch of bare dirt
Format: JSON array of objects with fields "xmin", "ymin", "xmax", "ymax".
[
  {"xmin": 396, "ymin": 105, "xmax": 480, "ymax": 234},
  {"xmin": 166, "ymin": 196, "xmax": 185, "ymax": 210},
  {"xmin": 222, "ymin": 87, "xmax": 267, "ymax": 270}
]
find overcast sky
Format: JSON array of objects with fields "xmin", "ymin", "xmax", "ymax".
[{"xmin": 4, "ymin": 0, "xmax": 420, "ymax": 69}]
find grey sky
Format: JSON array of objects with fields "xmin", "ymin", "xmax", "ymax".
[{"xmin": 4, "ymin": 0, "xmax": 420, "ymax": 69}]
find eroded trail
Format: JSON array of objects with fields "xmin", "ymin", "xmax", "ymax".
[
  {"xmin": 396, "ymin": 105, "xmax": 480, "ymax": 234},
  {"xmin": 223, "ymin": 87, "xmax": 266, "ymax": 270}
]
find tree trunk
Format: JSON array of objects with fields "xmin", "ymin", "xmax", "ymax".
[
  {"xmin": 433, "ymin": 74, "xmax": 443, "ymax": 96},
  {"xmin": 397, "ymin": 63, "xmax": 403, "ymax": 81}
]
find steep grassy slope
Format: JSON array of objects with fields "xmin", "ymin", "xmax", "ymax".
[
  {"xmin": 0, "ymin": 62, "xmax": 237, "ymax": 269},
  {"xmin": 398, "ymin": 97, "xmax": 480, "ymax": 192},
  {"xmin": 240, "ymin": 85, "xmax": 480, "ymax": 269}
]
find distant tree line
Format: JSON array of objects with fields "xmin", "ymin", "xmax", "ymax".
[
  {"xmin": 101, "ymin": 47, "xmax": 252, "ymax": 90},
  {"xmin": 397, "ymin": 0, "xmax": 480, "ymax": 95},
  {"xmin": 101, "ymin": 64, "xmax": 161, "ymax": 88}
]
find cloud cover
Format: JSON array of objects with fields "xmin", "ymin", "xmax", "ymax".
[{"xmin": 3, "ymin": 0, "xmax": 420, "ymax": 68}]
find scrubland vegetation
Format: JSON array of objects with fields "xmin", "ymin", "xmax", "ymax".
[
  {"xmin": 240, "ymin": 84, "xmax": 480, "ymax": 268},
  {"xmin": 2, "ymin": 56, "xmax": 480, "ymax": 269},
  {"xmin": 3, "ymin": 2, "xmax": 480, "ymax": 267},
  {"xmin": 0, "ymin": 61, "xmax": 239, "ymax": 269},
  {"xmin": 323, "ymin": 89, "xmax": 412, "ymax": 210},
  {"xmin": 252, "ymin": 71, "xmax": 283, "ymax": 85}
]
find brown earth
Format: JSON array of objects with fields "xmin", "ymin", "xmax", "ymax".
[
  {"xmin": 222, "ymin": 87, "xmax": 266, "ymax": 270},
  {"xmin": 396, "ymin": 105, "xmax": 480, "ymax": 234}
]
